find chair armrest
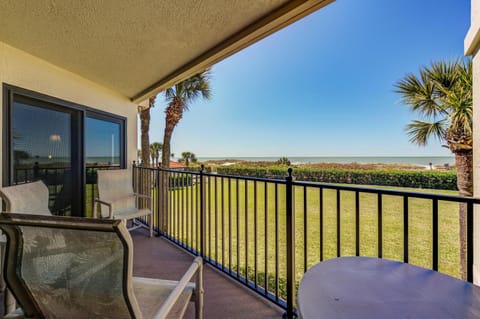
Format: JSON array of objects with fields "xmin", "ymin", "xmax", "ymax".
[
  {"xmin": 153, "ymin": 257, "xmax": 203, "ymax": 319},
  {"xmin": 93, "ymin": 198, "xmax": 113, "ymax": 219}
]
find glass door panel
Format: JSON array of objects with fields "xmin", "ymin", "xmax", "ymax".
[
  {"xmin": 11, "ymin": 97, "xmax": 80, "ymax": 216},
  {"xmin": 84, "ymin": 116, "xmax": 122, "ymax": 217}
]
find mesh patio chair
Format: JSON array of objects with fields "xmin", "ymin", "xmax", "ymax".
[
  {"xmin": 95, "ymin": 169, "xmax": 153, "ymax": 237},
  {"xmin": 0, "ymin": 181, "xmax": 53, "ymax": 314},
  {"xmin": 0, "ymin": 181, "xmax": 52, "ymax": 216},
  {"xmin": 0, "ymin": 213, "xmax": 203, "ymax": 319}
]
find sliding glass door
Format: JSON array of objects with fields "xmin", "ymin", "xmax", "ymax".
[
  {"xmin": 3, "ymin": 85, "xmax": 126, "ymax": 217},
  {"xmin": 9, "ymin": 95, "xmax": 82, "ymax": 216}
]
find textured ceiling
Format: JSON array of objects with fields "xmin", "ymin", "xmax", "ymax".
[{"xmin": 0, "ymin": 0, "xmax": 333, "ymax": 102}]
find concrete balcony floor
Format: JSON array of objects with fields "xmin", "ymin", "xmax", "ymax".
[{"xmin": 132, "ymin": 229, "xmax": 282, "ymax": 319}]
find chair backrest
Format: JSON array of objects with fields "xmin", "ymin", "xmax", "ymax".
[
  {"xmin": 97, "ymin": 169, "xmax": 134, "ymax": 200},
  {"xmin": 0, "ymin": 213, "xmax": 142, "ymax": 319},
  {"xmin": 97, "ymin": 169, "xmax": 136, "ymax": 217},
  {"xmin": 0, "ymin": 181, "xmax": 51, "ymax": 215}
]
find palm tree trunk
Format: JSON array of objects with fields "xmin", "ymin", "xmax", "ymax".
[
  {"xmin": 162, "ymin": 97, "xmax": 184, "ymax": 169},
  {"xmin": 140, "ymin": 107, "xmax": 150, "ymax": 166},
  {"xmin": 160, "ymin": 97, "xmax": 183, "ymax": 232},
  {"xmin": 162, "ymin": 127, "xmax": 173, "ymax": 169},
  {"xmin": 139, "ymin": 96, "xmax": 155, "ymax": 167},
  {"xmin": 455, "ymin": 150, "xmax": 473, "ymax": 280}
]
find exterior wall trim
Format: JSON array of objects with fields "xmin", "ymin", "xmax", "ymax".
[{"xmin": 465, "ymin": 24, "xmax": 480, "ymax": 56}]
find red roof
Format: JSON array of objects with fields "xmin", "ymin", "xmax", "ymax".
[{"xmin": 168, "ymin": 161, "xmax": 188, "ymax": 169}]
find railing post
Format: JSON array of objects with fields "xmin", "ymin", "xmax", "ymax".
[
  {"xmin": 200, "ymin": 165, "xmax": 206, "ymax": 259},
  {"xmin": 285, "ymin": 168, "xmax": 297, "ymax": 319},
  {"xmin": 156, "ymin": 167, "xmax": 161, "ymax": 236},
  {"xmin": 159, "ymin": 166, "xmax": 169, "ymax": 238}
]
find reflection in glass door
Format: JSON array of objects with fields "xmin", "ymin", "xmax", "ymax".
[
  {"xmin": 85, "ymin": 116, "xmax": 123, "ymax": 216},
  {"xmin": 11, "ymin": 96, "xmax": 81, "ymax": 216}
]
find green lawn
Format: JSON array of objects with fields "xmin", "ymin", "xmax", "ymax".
[{"xmin": 165, "ymin": 178, "xmax": 461, "ymax": 300}]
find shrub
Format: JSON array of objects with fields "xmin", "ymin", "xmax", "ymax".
[
  {"xmin": 210, "ymin": 165, "xmax": 457, "ymax": 190},
  {"xmin": 276, "ymin": 157, "xmax": 291, "ymax": 166}
]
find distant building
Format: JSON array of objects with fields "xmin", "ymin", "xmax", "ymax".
[{"xmin": 161, "ymin": 161, "xmax": 187, "ymax": 170}]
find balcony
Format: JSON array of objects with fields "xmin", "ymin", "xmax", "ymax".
[
  {"xmin": 7, "ymin": 164, "xmax": 479, "ymax": 317},
  {"xmin": 130, "ymin": 165, "xmax": 480, "ymax": 318}
]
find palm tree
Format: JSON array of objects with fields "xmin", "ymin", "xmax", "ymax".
[
  {"xmin": 139, "ymin": 96, "xmax": 156, "ymax": 166},
  {"xmin": 149, "ymin": 142, "xmax": 162, "ymax": 166},
  {"xmin": 179, "ymin": 151, "xmax": 197, "ymax": 167},
  {"xmin": 395, "ymin": 59, "xmax": 472, "ymax": 279},
  {"xmin": 161, "ymin": 69, "xmax": 211, "ymax": 169}
]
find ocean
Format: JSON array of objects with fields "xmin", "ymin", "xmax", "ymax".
[{"xmin": 196, "ymin": 156, "xmax": 455, "ymax": 166}]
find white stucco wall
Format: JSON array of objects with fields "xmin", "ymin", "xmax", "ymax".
[
  {"xmin": 472, "ymin": 50, "xmax": 480, "ymax": 285},
  {"xmin": 466, "ymin": 0, "xmax": 480, "ymax": 285},
  {"xmin": 0, "ymin": 41, "xmax": 138, "ymax": 177}
]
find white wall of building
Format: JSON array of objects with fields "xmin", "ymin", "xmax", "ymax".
[
  {"xmin": 0, "ymin": 41, "xmax": 138, "ymax": 176},
  {"xmin": 466, "ymin": 0, "xmax": 480, "ymax": 284}
]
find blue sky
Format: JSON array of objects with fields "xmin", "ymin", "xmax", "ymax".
[{"xmin": 146, "ymin": 0, "xmax": 470, "ymax": 158}]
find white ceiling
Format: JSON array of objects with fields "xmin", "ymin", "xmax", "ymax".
[{"xmin": 0, "ymin": 0, "xmax": 333, "ymax": 102}]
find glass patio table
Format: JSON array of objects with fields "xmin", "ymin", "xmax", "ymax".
[{"xmin": 297, "ymin": 256, "xmax": 480, "ymax": 319}]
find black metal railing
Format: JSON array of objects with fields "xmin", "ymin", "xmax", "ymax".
[{"xmin": 133, "ymin": 164, "xmax": 479, "ymax": 319}]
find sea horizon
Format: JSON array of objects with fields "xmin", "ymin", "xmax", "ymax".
[{"xmin": 195, "ymin": 156, "xmax": 455, "ymax": 166}]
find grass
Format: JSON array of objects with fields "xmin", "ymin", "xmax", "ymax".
[{"xmin": 164, "ymin": 178, "xmax": 461, "ymax": 301}]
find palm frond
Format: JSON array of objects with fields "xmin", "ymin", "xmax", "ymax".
[
  {"xmin": 165, "ymin": 87, "xmax": 176, "ymax": 100},
  {"xmin": 426, "ymin": 60, "xmax": 458, "ymax": 99},
  {"xmin": 163, "ymin": 69, "xmax": 212, "ymax": 111},
  {"xmin": 447, "ymin": 88, "xmax": 472, "ymax": 135},
  {"xmin": 405, "ymin": 120, "xmax": 447, "ymax": 146},
  {"xmin": 395, "ymin": 58, "xmax": 472, "ymax": 150},
  {"xmin": 394, "ymin": 71, "xmax": 445, "ymax": 119}
]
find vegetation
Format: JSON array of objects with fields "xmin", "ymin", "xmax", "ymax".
[
  {"xmin": 276, "ymin": 157, "xmax": 291, "ymax": 166},
  {"xmin": 161, "ymin": 69, "xmax": 212, "ymax": 169},
  {"xmin": 179, "ymin": 151, "xmax": 197, "ymax": 166},
  {"xmin": 395, "ymin": 59, "xmax": 472, "ymax": 279},
  {"xmin": 149, "ymin": 142, "xmax": 162, "ymax": 166},
  {"xmin": 204, "ymin": 165, "xmax": 457, "ymax": 190}
]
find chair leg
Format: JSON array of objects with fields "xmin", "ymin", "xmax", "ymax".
[
  {"xmin": 195, "ymin": 262, "xmax": 204, "ymax": 319},
  {"xmin": 0, "ymin": 240, "xmax": 5, "ymax": 291},
  {"xmin": 149, "ymin": 214, "xmax": 153, "ymax": 238},
  {"xmin": 5, "ymin": 289, "xmax": 16, "ymax": 314}
]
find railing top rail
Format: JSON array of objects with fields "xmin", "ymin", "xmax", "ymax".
[
  {"xmin": 134, "ymin": 165, "xmax": 285, "ymax": 182},
  {"xmin": 294, "ymin": 180, "xmax": 480, "ymax": 203},
  {"xmin": 133, "ymin": 165, "xmax": 200, "ymax": 175},
  {"xmin": 203, "ymin": 171, "xmax": 286, "ymax": 183}
]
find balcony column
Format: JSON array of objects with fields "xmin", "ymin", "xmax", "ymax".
[{"xmin": 466, "ymin": 0, "xmax": 480, "ymax": 285}]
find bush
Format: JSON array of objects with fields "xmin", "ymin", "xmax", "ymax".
[
  {"xmin": 210, "ymin": 165, "xmax": 457, "ymax": 190},
  {"xmin": 276, "ymin": 157, "xmax": 291, "ymax": 165}
]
